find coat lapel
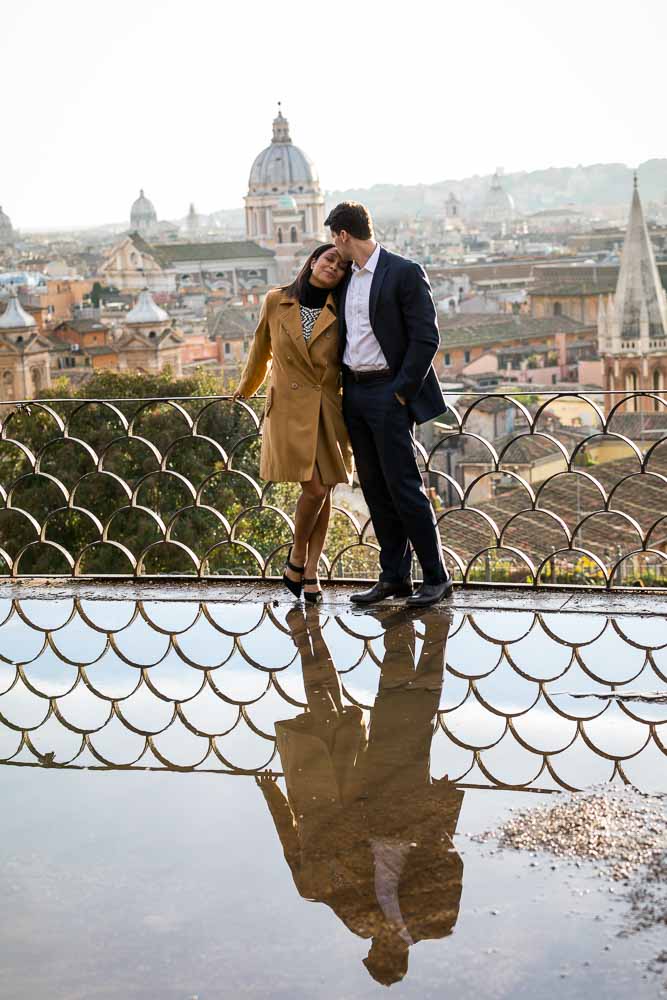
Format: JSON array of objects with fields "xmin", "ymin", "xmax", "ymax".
[
  {"xmin": 369, "ymin": 247, "xmax": 389, "ymax": 328},
  {"xmin": 307, "ymin": 292, "xmax": 337, "ymax": 349},
  {"xmin": 279, "ymin": 295, "xmax": 313, "ymax": 369}
]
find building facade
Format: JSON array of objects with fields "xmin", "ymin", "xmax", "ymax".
[
  {"xmin": 0, "ymin": 289, "xmax": 52, "ymax": 399},
  {"xmin": 100, "ymin": 234, "xmax": 277, "ymax": 294}
]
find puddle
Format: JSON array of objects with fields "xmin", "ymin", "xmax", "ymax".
[{"xmin": 0, "ymin": 595, "xmax": 665, "ymax": 998}]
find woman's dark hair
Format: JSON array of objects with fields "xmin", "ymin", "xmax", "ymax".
[
  {"xmin": 324, "ymin": 201, "xmax": 374, "ymax": 240},
  {"xmin": 282, "ymin": 243, "xmax": 347, "ymax": 300}
]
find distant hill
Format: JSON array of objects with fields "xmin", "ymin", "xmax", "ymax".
[{"xmin": 323, "ymin": 160, "xmax": 667, "ymax": 221}]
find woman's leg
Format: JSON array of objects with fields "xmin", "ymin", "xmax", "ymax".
[
  {"xmin": 285, "ymin": 466, "xmax": 329, "ymax": 585},
  {"xmin": 304, "ymin": 488, "xmax": 332, "ymax": 593}
]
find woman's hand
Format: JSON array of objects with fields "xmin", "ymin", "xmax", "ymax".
[{"xmin": 231, "ymin": 389, "xmax": 245, "ymax": 402}]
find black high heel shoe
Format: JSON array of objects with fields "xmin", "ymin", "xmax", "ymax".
[
  {"xmin": 303, "ymin": 578, "xmax": 323, "ymax": 604},
  {"xmin": 283, "ymin": 546, "xmax": 305, "ymax": 599}
]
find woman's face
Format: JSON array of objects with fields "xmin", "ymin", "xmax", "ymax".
[{"xmin": 310, "ymin": 248, "xmax": 348, "ymax": 288}]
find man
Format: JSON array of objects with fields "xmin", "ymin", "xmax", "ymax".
[{"xmin": 325, "ymin": 201, "xmax": 452, "ymax": 607}]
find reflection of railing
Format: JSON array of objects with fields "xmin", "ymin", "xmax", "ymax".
[
  {"xmin": 0, "ymin": 391, "xmax": 666, "ymax": 586},
  {"xmin": 0, "ymin": 597, "xmax": 664, "ymax": 791}
]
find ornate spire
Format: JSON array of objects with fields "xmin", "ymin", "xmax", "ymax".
[
  {"xmin": 272, "ymin": 103, "xmax": 291, "ymax": 144},
  {"xmin": 613, "ymin": 180, "xmax": 667, "ymax": 343}
]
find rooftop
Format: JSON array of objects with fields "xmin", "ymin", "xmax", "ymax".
[
  {"xmin": 153, "ymin": 240, "xmax": 275, "ymax": 263},
  {"xmin": 440, "ymin": 314, "xmax": 588, "ymax": 348}
]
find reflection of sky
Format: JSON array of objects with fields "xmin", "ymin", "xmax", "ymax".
[
  {"xmin": 1, "ymin": 597, "xmax": 666, "ymax": 998},
  {"xmin": 0, "ymin": 599, "xmax": 665, "ymax": 791}
]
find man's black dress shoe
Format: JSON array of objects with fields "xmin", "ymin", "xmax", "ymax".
[
  {"xmin": 350, "ymin": 580, "xmax": 414, "ymax": 605},
  {"xmin": 405, "ymin": 577, "xmax": 454, "ymax": 607}
]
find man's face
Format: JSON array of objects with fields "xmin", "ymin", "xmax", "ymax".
[{"xmin": 331, "ymin": 229, "xmax": 353, "ymax": 262}]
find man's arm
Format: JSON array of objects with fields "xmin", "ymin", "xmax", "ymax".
[{"xmin": 393, "ymin": 262, "xmax": 440, "ymax": 403}]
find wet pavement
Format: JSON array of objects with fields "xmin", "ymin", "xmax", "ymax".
[{"xmin": 0, "ymin": 583, "xmax": 665, "ymax": 998}]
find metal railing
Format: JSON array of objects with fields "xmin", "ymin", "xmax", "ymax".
[{"xmin": 0, "ymin": 390, "xmax": 665, "ymax": 587}]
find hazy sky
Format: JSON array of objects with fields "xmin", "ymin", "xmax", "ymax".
[{"xmin": 2, "ymin": 0, "xmax": 666, "ymax": 229}]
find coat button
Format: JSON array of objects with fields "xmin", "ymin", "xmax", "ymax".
[
  {"xmin": 291, "ymin": 382, "xmax": 298, "ymax": 389},
  {"xmin": 287, "ymin": 356, "xmax": 293, "ymax": 361}
]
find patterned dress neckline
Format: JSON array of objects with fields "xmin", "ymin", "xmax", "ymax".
[{"xmin": 300, "ymin": 304, "xmax": 322, "ymax": 343}]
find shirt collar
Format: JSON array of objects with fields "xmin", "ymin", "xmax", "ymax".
[{"xmin": 352, "ymin": 242, "xmax": 381, "ymax": 274}]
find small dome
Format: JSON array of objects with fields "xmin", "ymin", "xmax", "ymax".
[
  {"xmin": 130, "ymin": 189, "xmax": 158, "ymax": 231},
  {"xmin": 249, "ymin": 109, "xmax": 318, "ymax": 193},
  {"xmin": 126, "ymin": 288, "xmax": 169, "ymax": 325},
  {"xmin": 0, "ymin": 287, "xmax": 36, "ymax": 330},
  {"xmin": 277, "ymin": 194, "xmax": 298, "ymax": 211}
]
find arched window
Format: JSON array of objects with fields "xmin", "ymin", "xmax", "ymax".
[
  {"xmin": 277, "ymin": 228, "xmax": 283, "ymax": 244},
  {"xmin": 290, "ymin": 226, "xmax": 298, "ymax": 243},
  {"xmin": 553, "ymin": 301, "xmax": 563, "ymax": 317},
  {"xmin": 31, "ymin": 367, "xmax": 42, "ymax": 394},
  {"xmin": 625, "ymin": 370, "xmax": 639, "ymax": 412},
  {"xmin": 2, "ymin": 370, "xmax": 14, "ymax": 401},
  {"xmin": 653, "ymin": 369, "xmax": 664, "ymax": 410},
  {"xmin": 148, "ymin": 330, "xmax": 156, "ymax": 339}
]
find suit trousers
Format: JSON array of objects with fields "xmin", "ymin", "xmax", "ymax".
[{"xmin": 343, "ymin": 376, "xmax": 447, "ymax": 585}]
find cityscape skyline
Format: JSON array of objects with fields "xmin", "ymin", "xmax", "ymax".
[{"xmin": 2, "ymin": 0, "xmax": 667, "ymax": 228}]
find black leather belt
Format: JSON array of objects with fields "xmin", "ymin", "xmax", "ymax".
[{"xmin": 343, "ymin": 365, "xmax": 393, "ymax": 384}]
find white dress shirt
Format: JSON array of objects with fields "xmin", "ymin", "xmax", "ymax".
[{"xmin": 343, "ymin": 243, "xmax": 390, "ymax": 371}]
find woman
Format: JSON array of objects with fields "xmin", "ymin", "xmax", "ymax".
[{"xmin": 233, "ymin": 244, "xmax": 353, "ymax": 602}]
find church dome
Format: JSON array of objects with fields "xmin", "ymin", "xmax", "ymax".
[
  {"xmin": 0, "ymin": 205, "xmax": 14, "ymax": 244},
  {"xmin": 0, "ymin": 287, "xmax": 36, "ymax": 330},
  {"xmin": 483, "ymin": 171, "xmax": 515, "ymax": 223},
  {"xmin": 126, "ymin": 288, "xmax": 169, "ymax": 325},
  {"xmin": 249, "ymin": 108, "xmax": 318, "ymax": 194},
  {"xmin": 130, "ymin": 189, "xmax": 158, "ymax": 231}
]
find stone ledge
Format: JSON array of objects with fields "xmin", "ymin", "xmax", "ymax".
[{"xmin": 0, "ymin": 578, "xmax": 665, "ymax": 616}]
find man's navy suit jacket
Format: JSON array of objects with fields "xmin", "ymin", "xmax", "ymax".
[{"xmin": 338, "ymin": 246, "xmax": 447, "ymax": 425}]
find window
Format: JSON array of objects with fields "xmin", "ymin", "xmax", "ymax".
[
  {"xmin": 3, "ymin": 370, "xmax": 14, "ymax": 400},
  {"xmin": 653, "ymin": 369, "xmax": 664, "ymax": 410},
  {"xmin": 148, "ymin": 330, "xmax": 156, "ymax": 339},
  {"xmin": 290, "ymin": 226, "xmax": 298, "ymax": 243},
  {"xmin": 444, "ymin": 352, "xmax": 451, "ymax": 366},
  {"xmin": 464, "ymin": 350, "xmax": 471, "ymax": 363},
  {"xmin": 277, "ymin": 228, "xmax": 283, "ymax": 244},
  {"xmin": 625, "ymin": 370, "xmax": 639, "ymax": 412},
  {"xmin": 553, "ymin": 301, "xmax": 563, "ymax": 317},
  {"xmin": 224, "ymin": 342, "xmax": 231, "ymax": 355}
]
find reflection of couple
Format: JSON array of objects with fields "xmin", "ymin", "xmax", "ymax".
[
  {"xmin": 257, "ymin": 606, "xmax": 463, "ymax": 987},
  {"xmin": 234, "ymin": 200, "xmax": 452, "ymax": 608}
]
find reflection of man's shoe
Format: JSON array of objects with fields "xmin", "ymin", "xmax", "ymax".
[
  {"xmin": 350, "ymin": 580, "xmax": 413, "ymax": 605},
  {"xmin": 405, "ymin": 575, "xmax": 453, "ymax": 607}
]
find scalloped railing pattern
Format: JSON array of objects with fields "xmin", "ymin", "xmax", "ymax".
[
  {"xmin": 1, "ymin": 597, "xmax": 665, "ymax": 791},
  {"xmin": 0, "ymin": 392, "xmax": 666, "ymax": 586}
]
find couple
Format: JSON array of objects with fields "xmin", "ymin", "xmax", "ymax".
[
  {"xmin": 235, "ymin": 200, "xmax": 452, "ymax": 608},
  {"xmin": 257, "ymin": 604, "xmax": 463, "ymax": 987}
]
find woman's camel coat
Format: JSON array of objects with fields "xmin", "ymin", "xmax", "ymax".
[{"xmin": 237, "ymin": 287, "xmax": 353, "ymax": 484}]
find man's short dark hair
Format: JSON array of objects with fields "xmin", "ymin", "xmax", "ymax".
[{"xmin": 324, "ymin": 201, "xmax": 374, "ymax": 240}]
